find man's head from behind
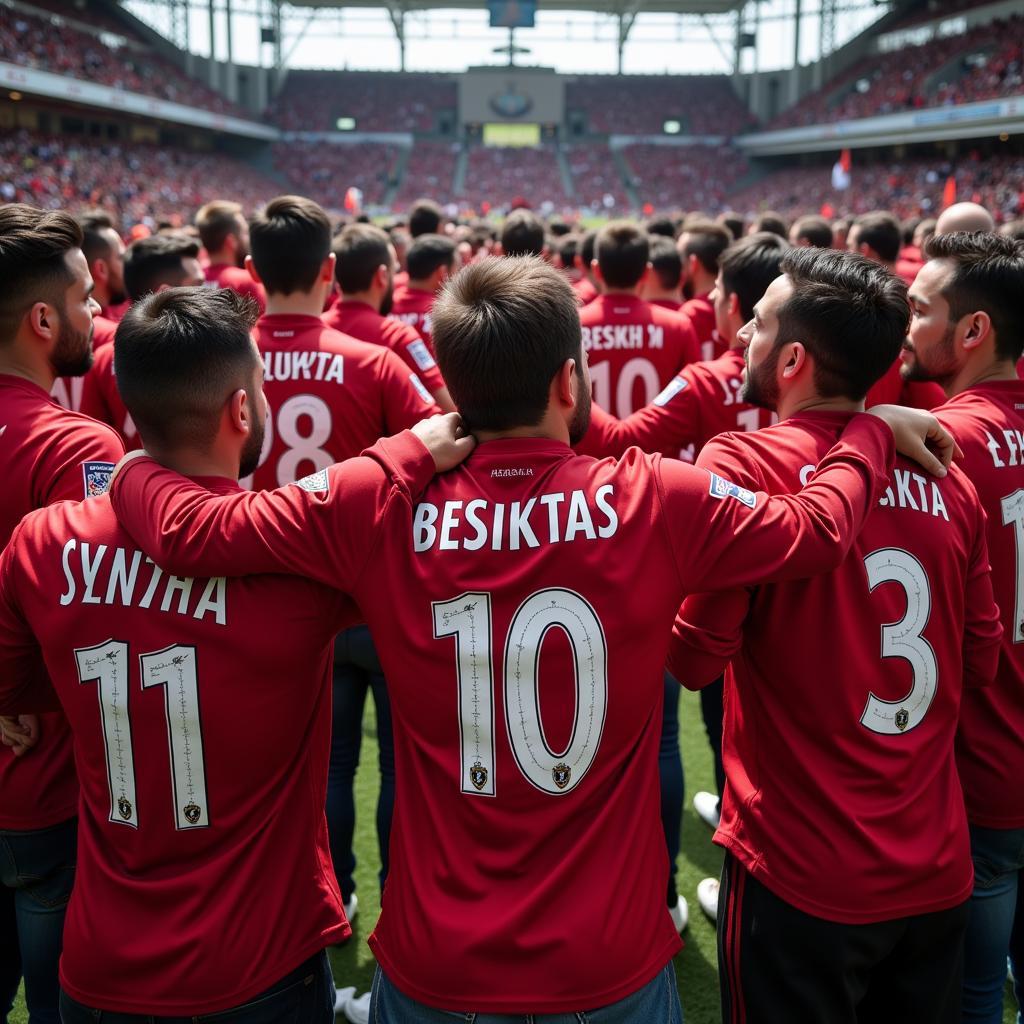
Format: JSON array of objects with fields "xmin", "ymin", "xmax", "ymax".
[
  {"xmin": 115, "ymin": 288, "xmax": 265, "ymax": 477},
  {"xmin": 848, "ymin": 211, "xmax": 901, "ymax": 267},
  {"xmin": 594, "ymin": 221, "xmax": 649, "ymax": 293},
  {"xmin": 902, "ymin": 231, "xmax": 1024, "ymax": 389},
  {"xmin": 740, "ymin": 247, "xmax": 909, "ymax": 411},
  {"xmin": 677, "ymin": 221, "xmax": 731, "ymax": 293},
  {"xmin": 248, "ymin": 195, "xmax": 334, "ymax": 299},
  {"xmin": 79, "ymin": 210, "xmax": 127, "ymax": 307},
  {"xmin": 123, "ymin": 233, "xmax": 203, "ymax": 301},
  {"xmin": 713, "ymin": 232, "xmax": 791, "ymax": 347},
  {"xmin": 332, "ymin": 223, "xmax": 397, "ymax": 314},
  {"xmin": 500, "ymin": 210, "xmax": 546, "ymax": 258},
  {"xmin": 643, "ymin": 235, "xmax": 683, "ymax": 301},
  {"xmin": 935, "ymin": 202, "xmax": 994, "ymax": 237},
  {"xmin": 432, "ymin": 256, "xmax": 589, "ymax": 444},
  {"xmin": 195, "ymin": 200, "xmax": 249, "ymax": 266},
  {"xmin": 408, "ymin": 199, "xmax": 444, "ymax": 239},
  {"xmin": 0, "ymin": 203, "xmax": 97, "ymax": 378},
  {"xmin": 407, "ymin": 234, "xmax": 459, "ymax": 291},
  {"xmin": 789, "ymin": 216, "xmax": 833, "ymax": 249}
]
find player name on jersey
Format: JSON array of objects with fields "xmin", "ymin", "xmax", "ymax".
[
  {"xmin": 262, "ymin": 349, "xmax": 346, "ymax": 384},
  {"xmin": 582, "ymin": 323, "xmax": 666, "ymax": 351},
  {"xmin": 58, "ymin": 539, "xmax": 227, "ymax": 624},
  {"xmin": 413, "ymin": 485, "xmax": 619, "ymax": 552},
  {"xmin": 987, "ymin": 428, "xmax": 1024, "ymax": 466}
]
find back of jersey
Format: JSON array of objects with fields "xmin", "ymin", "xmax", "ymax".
[{"xmin": 0, "ymin": 489, "xmax": 352, "ymax": 1015}]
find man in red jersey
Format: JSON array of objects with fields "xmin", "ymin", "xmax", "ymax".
[
  {"xmin": 669, "ymin": 248, "xmax": 1002, "ymax": 1024},
  {"xmin": 389, "ymin": 233, "xmax": 459, "ymax": 355},
  {"xmin": 573, "ymin": 229, "xmax": 600, "ymax": 305},
  {"xmin": 196, "ymin": 199, "xmax": 266, "ymax": 313},
  {"xmin": 0, "ymin": 205, "xmax": 124, "ymax": 1024},
  {"xmin": 0, "ymin": 287, "xmax": 467, "ymax": 1022},
  {"xmin": 581, "ymin": 221, "xmax": 698, "ymax": 418},
  {"xmin": 642, "ymin": 235, "xmax": 684, "ymax": 311},
  {"xmin": 105, "ymin": 255, "xmax": 954, "ymax": 1022},
  {"xmin": 677, "ymin": 220, "xmax": 731, "ymax": 360},
  {"xmin": 325, "ymin": 223, "xmax": 454, "ymax": 412},
  {"xmin": 50, "ymin": 211, "xmax": 124, "ymax": 412},
  {"xmin": 900, "ymin": 231, "xmax": 1024, "ymax": 1023},
  {"xmin": 80, "ymin": 232, "xmax": 205, "ymax": 450},
  {"xmin": 245, "ymin": 195, "xmax": 437, "ymax": 935}
]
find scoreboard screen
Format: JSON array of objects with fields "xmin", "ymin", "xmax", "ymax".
[
  {"xmin": 483, "ymin": 123, "xmax": 541, "ymax": 147},
  {"xmin": 488, "ymin": 0, "xmax": 536, "ymax": 28}
]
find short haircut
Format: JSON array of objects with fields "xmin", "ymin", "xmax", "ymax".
[
  {"xmin": 500, "ymin": 210, "xmax": 545, "ymax": 257},
  {"xmin": 195, "ymin": 200, "xmax": 244, "ymax": 253},
  {"xmin": 679, "ymin": 220, "xmax": 731, "ymax": 275},
  {"xmin": 250, "ymin": 195, "xmax": 331, "ymax": 296},
  {"xmin": 115, "ymin": 287, "xmax": 260, "ymax": 450},
  {"xmin": 751, "ymin": 212, "xmax": 788, "ymax": 239},
  {"xmin": 580, "ymin": 229, "xmax": 597, "ymax": 268},
  {"xmin": 720, "ymin": 232, "xmax": 791, "ymax": 323},
  {"xmin": 406, "ymin": 234, "xmax": 457, "ymax": 281},
  {"xmin": 77, "ymin": 210, "xmax": 117, "ymax": 264},
  {"xmin": 716, "ymin": 211, "xmax": 745, "ymax": 241},
  {"xmin": 408, "ymin": 199, "xmax": 443, "ymax": 238},
  {"xmin": 645, "ymin": 216, "xmax": 676, "ymax": 239},
  {"xmin": 432, "ymin": 255, "xmax": 581, "ymax": 432},
  {"xmin": 333, "ymin": 223, "xmax": 391, "ymax": 294},
  {"xmin": 775, "ymin": 247, "xmax": 909, "ymax": 401},
  {"xmin": 925, "ymin": 231, "xmax": 1024, "ymax": 363},
  {"xmin": 0, "ymin": 204, "xmax": 82, "ymax": 345},
  {"xmin": 557, "ymin": 233, "xmax": 579, "ymax": 270},
  {"xmin": 791, "ymin": 216, "xmax": 833, "ymax": 249},
  {"xmin": 648, "ymin": 235, "xmax": 683, "ymax": 291},
  {"xmin": 123, "ymin": 232, "xmax": 201, "ymax": 300},
  {"xmin": 595, "ymin": 221, "xmax": 649, "ymax": 290},
  {"xmin": 852, "ymin": 211, "xmax": 901, "ymax": 264},
  {"xmin": 548, "ymin": 218, "xmax": 572, "ymax": 237}
]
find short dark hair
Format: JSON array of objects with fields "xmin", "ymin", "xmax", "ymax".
[
  {"xmin": 645, "ymin": 216, "xmax": 676, "ymax": 239},
  {"xmin": 679, "ymin": 221, "xmax": 731, "ymax": 275},
  {"xmin": 716, "ymin": 211, "xmax": 745, "ymax": 241},
  {"xmin": 432, "ymin": 256, "xmax": 581, "ymax": 432},
  {"xmin": 332, "ymin": 223, "xmax": 391, "ymax": 294},
  {"xmin": 774, "ymin": 247, "xmax": 909, "ymax": 401},
  {"xmin": 791, "ymin": 216, "xmax": 833, "ymax": 249},
  {"xmin": 852, "ymin": 211, "xmax": 901, "ymax": 264},
  {"xmin": 556, "ymin": 233, "xmax": 579, "ymax": 271},
  {"xmin": 501, "ymin": 210, "xmax": 545, "ymax": 257},
  {"xmin": 407, "ymin": 234, "xmax": 457, "ymax": 281},
  {"xmin": 123, "ymin": 233, "xmax": 201, "ymax": 300},
  {"xmin": 408, "ymin": 199, "xmax": 443, "ymax": 238},
  {"xmin": 250, "ymin": 195, "xmax": 331, "ymax": 296},
  {"xmin": 925, "ymin": 231, "xmax": 1024, "ymax": 363},
  {"xmin": 648, "ymin": 235, "xmax": 683, "ymax": 291},
  {"xmin": 579, "ymin": 229, "xmax": 597, "ymax": 268},
  {"xmin": 596, "ymin": 221, "xmax": 649, "ymax": 290},
  {"xmin": 901, "ymin": 217, "xmax": 922, "ymax": 247},
  {"xmin": 548, "ymin": 218, "xmax": 571, "ymax": 237},
  {"xmin": 720, "ymin": 232, "xmax": 790, "ymax": 323},
  {"xmin": 751, "ymin": 212, "xmax": 788, "ymax": 239},
  {"xmin": 0, "ymin": 204, "xmax": 82, "ymax": 345},
  {"xmin": 114, "ymin": 287, "xmax": 260, "ymax": 450},
  {"xmin": 195, "ymin": 200, "xmax": 244, "ymax": 253},
  {"xmin": 77, "ymin": 210, "xmax": 117, "ymax": 264}
]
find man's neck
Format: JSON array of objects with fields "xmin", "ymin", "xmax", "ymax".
[
  {"xmin": 406, "ymin": 279, "xmax": 436, "ymax": 293},
  {"xmin": 341, "ymin": 291, "xmax": 379, "ymax": 311},
  {"xmin": 602, "ymin": 287, "xmax": 641, "ymax": 300},
  {"xmin": 943, "ymin": 357, "xmax": 1020, "ymax": 398},
  {"xmin": 689, "ymin": 277, "xmax": 714, "ymax": 301},
  {"xmin": 0, "ymin": 350, "xmax": 53, "ymax": 392},
  {"xmin": 777, "ymin": 392, "xmax": 863, "ymax": 422},
  {"xmin": 264, "ymin": 291, "xmax": 325, "ymax": 318},
  {"xmin": 145, "ymin": 443, "xmax": 238, "ymax": 481},
  {"xmin": 645, "ymin": 291, "xmax": 680, "ymax": 304},
  {"xmin": 208, "ymin": 251, "xmax": 235, "ymax": 268}
]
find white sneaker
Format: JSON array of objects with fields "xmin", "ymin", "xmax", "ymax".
[
  {"xmin": 344, "ymin": 991, "xmax": 371, "ymax": 1024},
  {"xmin": 669, "ymin": 894, "xmax": 689, "ymax": 932},
  {"xmin": 343, "ymin": 892, "xmax": 358, "ymax": 923},
  {"xmin": 697, "ymin": 877, "xmax": 719, "ymax": 923},
  {"xmin": 334, "ymin": 985, "xmax": 356, "ymax": 1016},
  {"xmin": 693, "ymin": 791, "xmax": 721, "ymax": 830}
]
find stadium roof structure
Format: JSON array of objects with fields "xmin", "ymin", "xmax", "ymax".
[{"xmin": 285, "ymin": 0, "xmax": 744, "ymax": 12}]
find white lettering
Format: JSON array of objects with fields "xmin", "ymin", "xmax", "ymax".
[
  {"xmin": 439, "ymin": 501, "xmax": 463, "ymax": 551},
  {"xmin": 60, "ymin": 538, "xmax": 77, "ymax": 606},
  {"xmin": 414, "ymin": 502, "xmax": 439, "ymax": 552},
  {"xmin": 81, "ymin": 543, "xmax": 108, "ymax": 604},
  {"xmin": 595, "ymin": 485, "xmax": 618, "ymax": 538}
]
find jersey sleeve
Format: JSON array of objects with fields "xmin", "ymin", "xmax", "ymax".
[
  {"xmin": 656, "ymin": 414, "xmax": 895, "ymax": 594},
  {"xmin": 108, "ymin": 431, "xmax": 437, "ymax": 591},
  {"xmin": 961, "ymin": 482, "xmax": 1003, "ymax": 690},
  {"xmin": 0, "ymin": 523, "xmax": 60, "ymax": 714},
  {"xmin": 377, "ymin": 347, "xmax": 441, "ymax": 433},
  {"xmin": 40, "ymin": 421, "xmax": 126, "ymax": 505},
  {"xmin": 390, "ymin": 322, "xmax": 445, "ymax": 393},
  {"xmin": 79, "ymin": 355, "xmax": 116, "ymax": 430},
  {"xmin": 667, "ymin": 588, "xmax": 751, "ymax": 689}
]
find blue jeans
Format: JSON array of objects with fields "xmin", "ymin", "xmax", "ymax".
[
  {"xmin": 327, "ymin": 625, "xmax": 395, "ymax": 905},
  {"xmin": 58, "ymin": 949, "xmax": 335, "ymax": 1023},
  {"xmin": 962, "ymin": 823, "xmax": 1024, "ymax": 1023},
  {"xmin": 660, "ymin": 674, "xmax": 684, "ymax": 907},
  {"xmin": 0, "ymin": 816, "xmax": 76, "ymax": 1024},
  {"xmin": 368, "ymin": 961, "xmax": 683, "ymax": 1023}
]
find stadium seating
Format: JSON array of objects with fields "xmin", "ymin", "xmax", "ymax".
[
  {"xmin": 622, "ymin": 144, "xmax": 749, "ymax": 213},
  {"xmin": 458, "ymin": 145, "xmax": 572, "ymax": 211},
  {"xmin": 393, "ymin": 140, "xmax": 461, "ymax": 209},
  {"xmin": 273, "ymin": 140, "xmax": 401, "ymax": 209},
  {"xmin": 564, "ymin": 143, "xmax": 629, "ymax": 211}
]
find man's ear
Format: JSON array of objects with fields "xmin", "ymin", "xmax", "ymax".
[
  {"xmin": 322, "ymin": 253, "xmax": 336, "ymax": 284},
  {"xmin": 28, "ymin": 301, "xmax": 56, "ymax": 342},
  {"xmin": 227, "ymin": 388, "xmax": 248, "ymax": 433},
  {"xmin": 780, "ymin": 341, "xmax": 808, "ymax": 379},
  {"xmin": 555, "ymin": 358, "xmax": 578, "ymax": 409},
  {"xmin": 728, "ymin": 292, "xmax": 742, "ymax": 319},
  {"xmin": 244, "ymin": 255, "xmax": 262, "ymax": 286},
  {"xmin": 960, "ymin": 310, "xmax": 992, "ymax": 352}
]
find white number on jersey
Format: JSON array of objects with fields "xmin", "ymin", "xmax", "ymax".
[
  {"xmin": 434, "ymin": 589, "xmax": 609, "ymax": 796},
  {"xmin": 75, "ymin": 639, "xmax": 210, "ymax": 828},
  {"xmin": 590, "ymin": 359, "xmax": 661, "ymax": 418},
  {"xmin": 1002, "ymin": 488, "xmax": 1024, "ymax": 643},
  {"xmin": 860, "ymin": 548, "xmax": 937, "ymax": 735},
  {"xmin": 242, "ymin": 393, "xmax": 334, "ymax": 488}
]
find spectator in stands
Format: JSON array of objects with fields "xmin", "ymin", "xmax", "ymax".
[
  {"xmin": 643, "ymin": 235, "xmax": 684, "ymax": 311},
  {"xmin": 196, "ymin": 200, "xmax": 266, "ymax": 312},
  {"xmin": 848, "ymin": 211, "xmax": 902, "ymax": 273},
  {"xmin": 936, "ymin": 201, "xmax": 995, "ymax": 235},
  {"xmin": 750, "ymin": 212, "xmax": 788, "ymax": 239},
  {"xmin": 677, "ymin": 221, "xmax": 732, "ymax": 358},
  {"xmin": 789, "ymin": 216, "xmax": 834, "ymax": 249},
  {"xmin": 716, "ymin": 212, "xmax": 745, "ymax": 241},
  {"xmin": 408, "ymin": 199, "xmax": 443, "ymax": 238},
  {"xmin": 500, "ymin": 210, "xmax": 546, "ymax": 258}
]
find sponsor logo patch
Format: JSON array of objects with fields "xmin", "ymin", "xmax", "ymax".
[
  {"xmin": 653, "ymin": 376, "xmax": 688, "ymax": 407},
  {"xmin": 82, "ymin": 461, "xmax": 115, "ymax": 499},
  {"xmin": 294, "ymin": 469, "xmax": 330, "ymax": 494},
  {"xmin": 409, "ymin": 373, "xmax": 434, "ymax": 405},
  {"xmin": 708, "ymin": 472, "xmax": 757, "ymax": 509},
  {"xmin": 407, "ymin": 340, "xmax": 437, "ymax": 372}
]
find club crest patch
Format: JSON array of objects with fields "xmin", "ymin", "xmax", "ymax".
[
  {"xmin": 708, "ymin": 473, "xmax": 757, "ymax": 509},
  {"xmin": 82, "ymin": 461, "xmax": 115, "ymax": 499},
  {"xmin": 407, "ymin": 340, "xmax": 437, "ymax": 372},
  {"xmin": 653, "ymin": 376, "xmax": 688, "ymax": 407},
  {"xmin": 294, "ymin": 469, "xmax": 330, "ymax": 494},
  {"xmin": 469, "ymin": 761, "xmax": 488, "ymax": 791},
  {"xmin": 552, "ymin": 763, "xmax": 571, "ymax": 789},
  {"xmin": 894, "ymin": 708, "xmax": 909, "ymax": 732}
]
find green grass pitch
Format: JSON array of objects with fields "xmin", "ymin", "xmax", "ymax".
[{"xmin": 10, "ymin": 688, "xmax": 1019, "ymax": 1022}]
